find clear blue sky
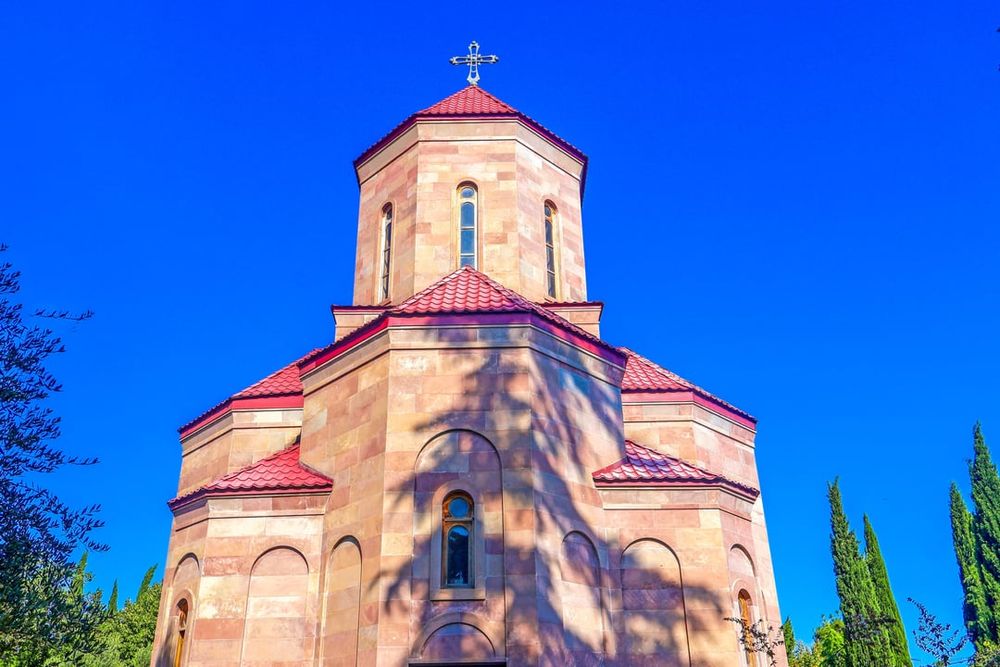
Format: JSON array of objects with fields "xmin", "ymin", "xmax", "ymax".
[{"xmin": 3, "ymin": 0, "xmax": 998, "ymax": 656}]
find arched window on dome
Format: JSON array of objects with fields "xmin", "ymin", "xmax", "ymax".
[
  {"xmin": 442, "ymin": 491, "xmax": 474, "ymax": 587},
  {"xmin": 543, "ymin": 201, "xmax": 559, "ymax": 298},
  {"xmin": 458, "ymin": 184, "xmax": 478, "ymax": 269},
  {"xmin": 738, "ymin": 589, "xmax": 758, "ymax": 667},
  {"xmin": 379, "ymin": 203, "xmax": 393, "ymax": 302}
]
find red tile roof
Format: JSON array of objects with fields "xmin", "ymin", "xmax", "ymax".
[
  {"xmin": 301, "ymin": 267, "xmax": 624, "ymax": 372},
  {"xmin": 168, "ymin": 444, "xmax": 332, "ymax": 511},
  {"xmin": 179, "ymin": 349, "xmax": 321, "ymax": 438},
  {"xmin": 592, "ymin": 440, "xmax": 759, "ymax": 498},
  {"xmin": 354, "ymin": 86, "xmax": 586, "ymax": 170},
  {"xmin": 419, "ymin": 86, "xmax": 518, "ymax": 116},
  {"xmin": 620, "ymin": 347, "xmax": 755, "ymax": 423}
]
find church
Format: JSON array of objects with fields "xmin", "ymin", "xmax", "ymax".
[{"xmin": 152, "ymin": 48, "xmax": 786, "ymax": 667}]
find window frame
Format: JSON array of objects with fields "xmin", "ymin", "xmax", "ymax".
[
  {"xmin": 737, "ymin": 589, "xmax": 758, "ymax": 667},
  {"xmin": 429, "ymin": 483, "xmax": 486, "ymax": 602},
  {"xmin": 441, "ymin": 491, "xmax": 475, "ymax": 589},
  {"xmin": 456, "ymin": 183, "xmax": 479, "ymax": 270},
  {"xmin": 378, "ymin": 203, "xmax": 394, "ymax": 303},
  {"xmin": 173, "ymin": 597, "xmax": 191, "ymax": 667},
  {"xmin": 543, "ymin": 200, "xmax": 560, "ymax": 299}
]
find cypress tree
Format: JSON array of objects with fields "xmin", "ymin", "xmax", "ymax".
[
  {"xmin": 782, "ymin": 617, "xmax": 796, "ymax": 660},
  {"xmin": 969, "ymin": 423, "xmax": 1000, "ymax": 644},
  {"xmin": 951, "ymin": 482, "xmax": 990, "ymax": 645},
  {"xmin": 863, "ymin": 515, "xmax": 910, "ymax": 666},
  {"xmin": 828, "ymin": 479, "xmax": 891, "ymax": 666},
  {"xmin": 137, "ymin": 565, "xmax": 156, "ymax": 599},
  {"xmin": 107, "ymin": 580, "xmax": 119, "ymax": 613}
]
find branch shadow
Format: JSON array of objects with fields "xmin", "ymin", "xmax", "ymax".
[{"xmin": 364, "ymin": 342, "xmax": 728, "ymax": 666}]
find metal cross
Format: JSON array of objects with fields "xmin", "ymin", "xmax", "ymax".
[{"xmin": 449, "ymin": 41, "xmax": 499, "ymax": 87}]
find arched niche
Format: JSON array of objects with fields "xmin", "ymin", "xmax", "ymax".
[
  {"xmin": 620, "ymin": 539, "xmax": 690, "ymax": 665},
  {"xmin": 413, "ymin": 430, "xmax": 503, "ymax": 602},
  {"xmin": 729, "ymin": 544, "xmax": 769, "ymax": 640},
  {"xmin": 241, "ymin": 547, "xmax": 310, "ymax": 664},
  {"xmin": 321, "ymin": 537, "xmax": 362, "ymax": 665},
  {"xmin": 414, "ymin": 429, "xmax": 502, "ymax": 480},
  {"xmin": 161, "ymin": 553, "xmax": 200, "ymax": 667},
  {"xmin": 420, "ymin": 622, "xmax": 495, "ymax": 662},
  {"xmin": 558, "ymin": 531, "xmax": 605, "ymax": 662}
]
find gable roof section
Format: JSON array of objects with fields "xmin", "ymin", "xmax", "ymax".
[
  {"xmin": 354, "ymin": 86, "xmax": 586, "ymax": 170},
  {"xmin": 420, "ymin": 86, "xmax": 518, "ymax": 115},
  {"xmin": 620, "ymin": 347, "xmax": 756, "ymax": 426},
  {"xmin": 592, "ymin": 440, "xmax": 759, "ymax": 499},
  {"xmin": 179, "ymin": 349, "xmax": 321, "ymax": 439},
  {"xmin": 300, "ymin": 267, "xmax": 624, "ymax": 374},
  {"xmin": 167, "ymin": 444, "xmax": 332, "ymax": 511}
]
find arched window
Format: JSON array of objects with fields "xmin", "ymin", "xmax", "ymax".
[
  {"xmin": 543, "ymin": 202, "xmax": 558, "ymax": 298},
  {"xmin": 379, "ymin": 204, "xmax": 393, "ymax": 301},
  {"xmin": 442, "ymin": 491, "xmax": 474, "ymax": 587},
  {"xmin": 173, "ymin": 598, "xmax": 189, "ymax": 667},
  {"xmin": 458, "ymin": 185, "xmax": 478, "ymax": 269},
  {"xmin": 738, "ymin": 589, "xmax": 758, "ymax": 667}
]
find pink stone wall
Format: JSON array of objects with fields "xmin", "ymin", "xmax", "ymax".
[
  {"xmin": 155, "ymin": 327, "xmax": 786, "ymax": 667},
  {"xmin": 319, "ymin": 538, "xmax": 362, "ymax": 667},
  {"xmin": 299, "ymin": 348, "xmax": 391, "ymax": 666},
  {"xmin": 177, "ymin": 410, "xmax": 302, "ymax": 498},
  {"xmin": 353, "ymin": 120, "xmax": 587, "ymax": 306},
  {"xmin": 151, "ymin": 495, "xmax": 326, "ymax": 667}
]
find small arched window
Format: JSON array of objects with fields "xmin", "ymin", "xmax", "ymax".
[
  {"xmin": 458, "ymin": 185, "xmax": 478, "ymax": 269},
  {"xmin": 738, "ymin": 589, "xmax": 758, "ymax": 667},
  {"xmin": 543, "ymin": 202, "xmax": 558, "ymax": 298},
  {"xmin": 442, "ymin": 491, "xmax": 474, "ymax": 587},
  {"xmin": 173, "ymin": 598, "xmax": 189, "ymax": 667},
  {"xmin": 379, "ymin": 204, "xmax": 393, "ymax": 301}
]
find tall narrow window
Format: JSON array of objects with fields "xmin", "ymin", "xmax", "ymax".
[
  {"xmin": 544, "ymin": 202, "xmax": 558, "ymax": 298},
  {"xmin": 173, "ymin": 598, "xmax": 189, "ymax": 667},
  {"xmin": 442, "ymin": 491, "xmax": 474, "ymax": 587},
  {"xmin": 738, "ymin": 590, "xmax": 758, "ymax": 667},
  {"xmin": 458, "ymin": 185, "xmax": 477, "ymax": 268},
  {"xmin": 379, "ymin": 204, "xmax": 393, "ymax": 301}
]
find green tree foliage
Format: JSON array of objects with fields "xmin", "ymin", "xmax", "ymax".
[
  {"xmin": 783, "ymin": 617, "xmax": 796, "ymax": 657},
  {"xmin": 783, "ymin": 616, "xmax": 846, "ymax": 667},
  {"xmin": 0, "ymin": 247, "xmax": 104, "ymax": 661},
  {"xmin": 863, "ymin": 515, "xmax": 911, "ymax": 666},
  {"xmin": 952, "ymin": 423, "xmax": 1000, "ymax": 649},
  {"xmin": 970, "ymin": 424, "xmax": 1000, "ymax": 643},
  {"xmin": 813, "ymin": 617, "xmax": 847, "ymax": 667},
  {"xmin": 783, "ymin": 616, "xmax": 813, "ymax": 667},
  {"xmin": 0, "ymin": 553, "xmax": 106, "ymax": 666},
  {"xmin": 827, "ymin": 479, "xmax": 892, "ymax": 666},
  {"xmin": 44, "ymin": 565, "xmax": 161, "ymax": 667},
  {"xmin": 106, "ymin": 581, "xmax": 118, "ymax": 614},
  {"xmin": 951, "ymin": 482, "xmax": 989, "ymax": 644}
]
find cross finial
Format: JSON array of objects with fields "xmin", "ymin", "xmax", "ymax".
[{"xmin": 449, "ymin": 41, "xmax": 499, "ymax": 87}]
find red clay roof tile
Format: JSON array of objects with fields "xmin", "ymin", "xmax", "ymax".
[
  {"xmin": 419, "ymin": 86, "xmax": 518, "ymax": 116},
  {"xmin": 619, "ymin": 347, "xmax": 755, "ymax": 422},
  {"xmin": 302, "ymin": 267, "xmax": 623, "ymax": 372},
  {"xmin": 592, "ymin": 440, "xmax": 759, "ymax": 497},
  {"xmin": 178, "ymin": 349, "xmax": 321, "ymax": 437},
  {"xmin": 168, "ymin": 444, "xmax": 332, "ymax": 511},
  {"xmin": 354, "ymin": 86, "xmax": 586, "ymax": 169}
]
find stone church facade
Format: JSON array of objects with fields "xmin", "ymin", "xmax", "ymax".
[{"xmin": 152, "ymin": 85, "xmax": 786, "ymax": 667}]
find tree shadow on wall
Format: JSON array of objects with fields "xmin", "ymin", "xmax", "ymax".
[{"xmin": 369, "ymin": 345, "xmax": 727, "ymax": 666}]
